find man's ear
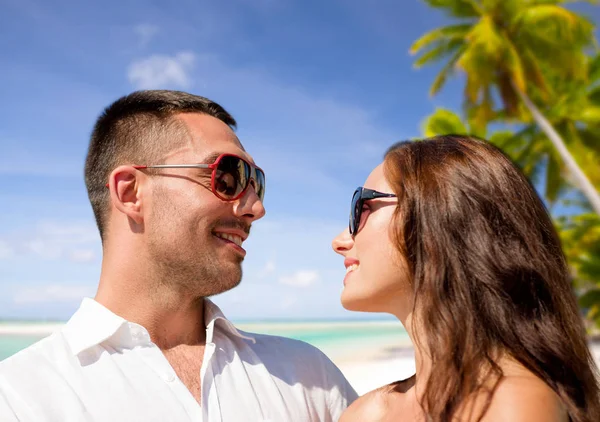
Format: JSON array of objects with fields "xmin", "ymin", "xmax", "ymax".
[{"xmin": 107, "ymin": 165, "xmax": 145, "ymax": 225}]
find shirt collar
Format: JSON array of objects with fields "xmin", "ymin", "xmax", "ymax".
[
  {"xmin": 204, "ymin": 298, "xmax": 255, "ymax": 344},
  {"xmin": 62, "ymin": 297, "xmax": 131, "ymax": 356},
  {"xmin": 63, "ymin": 297, "xmax": 255, "ymax": 356}
]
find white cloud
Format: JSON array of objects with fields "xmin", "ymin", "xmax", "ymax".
[
  {"xmin": 134, "ymin": 24, "xmax": 159, "ymax": 47},
  {"xmin": 279, "ymin": 270, "xmax": 319, "ymax": 287},
  {"xmin": 128, "ymin": 52, "xmax": 196, "ymax": 89},
  {"xmin": 12, "ymin": 283, "xmax": 95, "ymax": 305}
]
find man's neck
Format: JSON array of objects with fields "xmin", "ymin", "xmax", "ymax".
[{"xmin": 95, "ymin": 264, "xmax": 207, "ymax": 350}]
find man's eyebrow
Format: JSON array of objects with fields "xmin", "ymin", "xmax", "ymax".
[{"xmin": 197, "ymin": 152, "xmax": 222, "ymax": 164}]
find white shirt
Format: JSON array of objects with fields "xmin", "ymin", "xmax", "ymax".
[{"xmin": 0, "ymin": 298, "xmax": 357, "ymax": 421}]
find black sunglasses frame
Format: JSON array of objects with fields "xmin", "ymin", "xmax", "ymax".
[{"xmin": 349, "ymin": 187, "xmax": 397, "ymax": 237}]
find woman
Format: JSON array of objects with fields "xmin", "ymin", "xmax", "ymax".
[{"xmin": 332, "ymin": 135, "xmax": 600, "ymax": 422}]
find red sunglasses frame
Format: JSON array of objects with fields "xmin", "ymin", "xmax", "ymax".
[{"xmin": 105, "ymin": 153, "xmax": 266, "ymax": 202}]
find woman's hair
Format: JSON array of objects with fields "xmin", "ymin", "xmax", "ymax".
[{"xmin": 383, "ymin": 135, "xmax": 600, "ymax": 422}]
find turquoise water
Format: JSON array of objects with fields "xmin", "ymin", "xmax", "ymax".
[
  {"xmin": 0, "ymin": 335, "xmax": 47, "ymax": 361},
  {"xmin": 1, "ymin": 320, "xmax": 408, "ymax": 361}
]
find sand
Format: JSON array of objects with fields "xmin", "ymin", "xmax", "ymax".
[{"xmin": 334, "ymin": 342, "xmax": 600, "ymax": 395}]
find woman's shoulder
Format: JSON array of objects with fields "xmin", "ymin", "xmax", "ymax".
[
  {"xmin": 340, "ymin": 376, "xmax": 417, "ymax": 422},
  {"xmin": 479, "ymin": 364, "xmax": 568, "ymax": 422}
]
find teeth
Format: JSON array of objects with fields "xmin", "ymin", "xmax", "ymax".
[
  {"xmin": 215, "ymin": 233, "xmax": 243, "ymax": 247},
  {"xmin": 346, "ymin": 264, "xmax": 358, "ymax": 274}
]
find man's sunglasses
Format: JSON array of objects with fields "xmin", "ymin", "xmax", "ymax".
[
  {"xmin": 108, "ymin": 153, "xmax": 265, "ymax": 202},
  {"xmin": 349, "ymin": 187, "xmax": 397, "ymax": 237}
]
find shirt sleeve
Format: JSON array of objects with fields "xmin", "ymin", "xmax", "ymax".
[{"xmin": 323, "ymin": 360, "xmax": 359, "ymax": 422}]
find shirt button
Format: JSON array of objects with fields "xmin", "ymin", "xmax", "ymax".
[{"xmin": 165, "ymin": 372, "xmax": 176, "ymax": 382}]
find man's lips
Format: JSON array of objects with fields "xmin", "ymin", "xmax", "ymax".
[{"xmin": 213, "ymin": 229, "xmax": 248, "ymax": 248}]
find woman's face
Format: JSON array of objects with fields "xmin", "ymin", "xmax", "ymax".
[{"xmin": 332, "ymin": 163, "xmax": 412, "ymax": 315}]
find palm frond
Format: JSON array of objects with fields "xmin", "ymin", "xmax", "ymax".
[
  {"xmin": 504, "ymin": 38, "xmax": 527, "ymax": 94},
  {"xmin": 413, "ymin": 39, "xmax": 465, "ymax": 68},
  {"xmin": 422, "ymin": 0, "xmax": 481, "ymax": 18},
  {"xmin": 520, "ymin": 48, "xmax": 551, "ymax": 100},
  {"xmin": 513, "ymin": 5, "xmax": 595, "ymax": 47},
  {"xmin": 422, "ymin": 108, "xmax": 469, "ymax": 137},
  {"xmin": 410, "ymin": 24, "xmax": 472, "ymax": 55},
  {"xmin": 579, "ymin": 106, "xmax": 600, "ymax": 126},
  {"xmin": 429, "ymin": 46, "xmax": 467, "ymax": 96},
  {"xmin": 467, "ymin": 15, "xmax": 505, "ymax": 55},
  {"xmin": 588, "ymin": 53, "xmax": 600, "ymax": 83},
  {"xmin": 545, "ymin": 153, "xmax": 563, "ymax": 203}
]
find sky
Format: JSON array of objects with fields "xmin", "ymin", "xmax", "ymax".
[{"xmin": 1, "ymin": 0, "xmax": 598, "ymax": 321}]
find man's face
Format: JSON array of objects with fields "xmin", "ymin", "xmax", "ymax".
[{"xmin": 144, "ymin": 113, "xmax": 266, "ymax": 296}]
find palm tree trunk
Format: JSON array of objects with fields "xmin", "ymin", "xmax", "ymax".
[{"xmin": 513, "ymin": 84, "xmax": 600, "ymax": 215}]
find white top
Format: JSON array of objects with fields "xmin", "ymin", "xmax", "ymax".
[{"xmin": 0, "ymin": 298, "xmax": 357, "ymax": 421}]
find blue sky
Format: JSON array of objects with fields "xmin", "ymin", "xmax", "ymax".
[{"xmin": 1, "ymin": 0, "xmax": 598, "ymax": 321}]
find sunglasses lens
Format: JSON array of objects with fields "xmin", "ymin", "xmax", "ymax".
[
  {"xmin": 349, "ymin": 188, "xmax": 362, "ymax": 235},
  {"xmin": 214, "ymin": 155, "xmax": 266, "ymax": 201},
  {"xmin": 214, "ymin": 155, "xmax": 250, "ymax": 199},
  {"xmin": 254, "ymin": 168, "xmax": 266, "ymax": 202}
]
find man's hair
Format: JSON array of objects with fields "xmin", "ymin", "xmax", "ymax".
[
  {"xmin": 383, "ymin": 135, "xmax": 600, "ymax": 422},
  {"xmin": 84, "ymin": 90, "xmax": 236, "ymax": 242}
]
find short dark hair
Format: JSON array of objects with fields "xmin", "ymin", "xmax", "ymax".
[{"xmin": 84, "ymin": 90, "xmax": 236, "ymax": 242}]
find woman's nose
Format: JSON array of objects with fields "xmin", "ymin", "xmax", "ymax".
[{"xmin": 332, "ymin": 228, "xmax": 353, "ymax": 256}]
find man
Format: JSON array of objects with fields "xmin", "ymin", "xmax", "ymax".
[{"xmin": 0, "ymin": 90, "xmax": 357, "ymax": 421}]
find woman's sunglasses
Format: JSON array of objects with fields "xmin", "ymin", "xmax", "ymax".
[
  {"xmin": 349, "ymin": 187, "xmax": 397, "ymax": 237},
  {"xmin": 117, "ymin": 153, "xmax": 265, "ymax": 202}
]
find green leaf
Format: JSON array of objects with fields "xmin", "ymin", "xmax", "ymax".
[
  {"xmin": 467, "ymin": 15, "xmax": 505, "ymax": 55},
  {"xmin": 505, "ymin": 38, "xmax": 527, "ymax": 94},
  {"xmin": 579, "ymin": 106, "xmax": 600, "ymax": 125},
  {"xmin": 410, "ymin": 24, "xmax": 472, "ymax": 55},
  {"xmin": 422, "ymin": 0, "xmax": 481, "ymax": 18},
  {"xmin": 545, "ymin": 154, "xmax": 562, "ymax": 203},
  {"xmin": 588, "ymin": 54, "xmax": 600, "ymax": 83},
  {"xmin": 430, "ymin": 46, "xmax": 466, "ymax": 96},
  {"xmin": 422, "ymin": 108, "xmax": 469, "ymax": 137},
  {"xmin": 580, "ymin": 289, "xmax": 600, "ymax": 309},
  {"xmin": 514, "ymin": 5, "xmax": 595, "ymax": 47},
  {"xmin": 414, "ymin": 39, "xmax": 464, "ymax": 68}
]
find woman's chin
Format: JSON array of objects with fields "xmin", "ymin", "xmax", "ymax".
[{"xmin": 341, "ymin": 293, "xmax": 384, "ymax": 313}]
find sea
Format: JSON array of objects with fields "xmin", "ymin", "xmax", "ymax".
[{"xmin": 0, "ymin": 319, "xmax": 410, "ymax": 362}]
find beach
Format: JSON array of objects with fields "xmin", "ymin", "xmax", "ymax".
[{"xmin": 2, "ymin": 320, "xmax": 599, "ymax": 396}]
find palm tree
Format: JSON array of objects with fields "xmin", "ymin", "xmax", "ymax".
[
  {"xmin": 422, "ymin": 108, "xmax": 549, "ymax": 196},
  {"xmin": 502, "ymin": 52, "xmax": 600, "ymax": 205},
  {"xmin": 559, "ymin": 212, "xmax": 600, "ymax": 330},
  {"xmin": 411, "ymin": 0, "xmax": 600, "ymax": 214}
]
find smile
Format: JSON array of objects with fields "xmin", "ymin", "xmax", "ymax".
[
  {"xmin": 214, "ymin": 232, "xmax": 244, "ymax": 247},
  {"xmin": 346, "ymin": 264, "xmax": 359, "ymax": 274}
]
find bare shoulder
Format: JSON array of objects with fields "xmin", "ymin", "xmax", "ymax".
[
  {"xmin": 480, "ymin": 371, "xmax": 567, "ymax": 422},
  {"xmin": 339, "ymin": 388, "xmax": 389, "ymax": 422},
  {"xmin": 340, "ymin": 378, "xmax": 418, "ymax": 422}
]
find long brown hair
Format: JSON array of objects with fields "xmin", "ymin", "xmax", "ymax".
[{"xmin": 383, "ymin": 135, "xmax": 600, "ymax": 421}]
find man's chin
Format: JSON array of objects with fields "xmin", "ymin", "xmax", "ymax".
[
  {"xmin": 204, "ymin": 277, "xmax": 242, "ymax": 298},
  {"xmin": 203, "ymin": 264, "xmax": 243, "ymax": 297}
]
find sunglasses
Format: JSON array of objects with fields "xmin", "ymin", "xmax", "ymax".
[
  {"xmin": 109, "ymin": 153, "xmax": 266, "ymax": 202},
  {"xmin": 349, "ymin": 187, "xmax": 397, "ymax": 237}
]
